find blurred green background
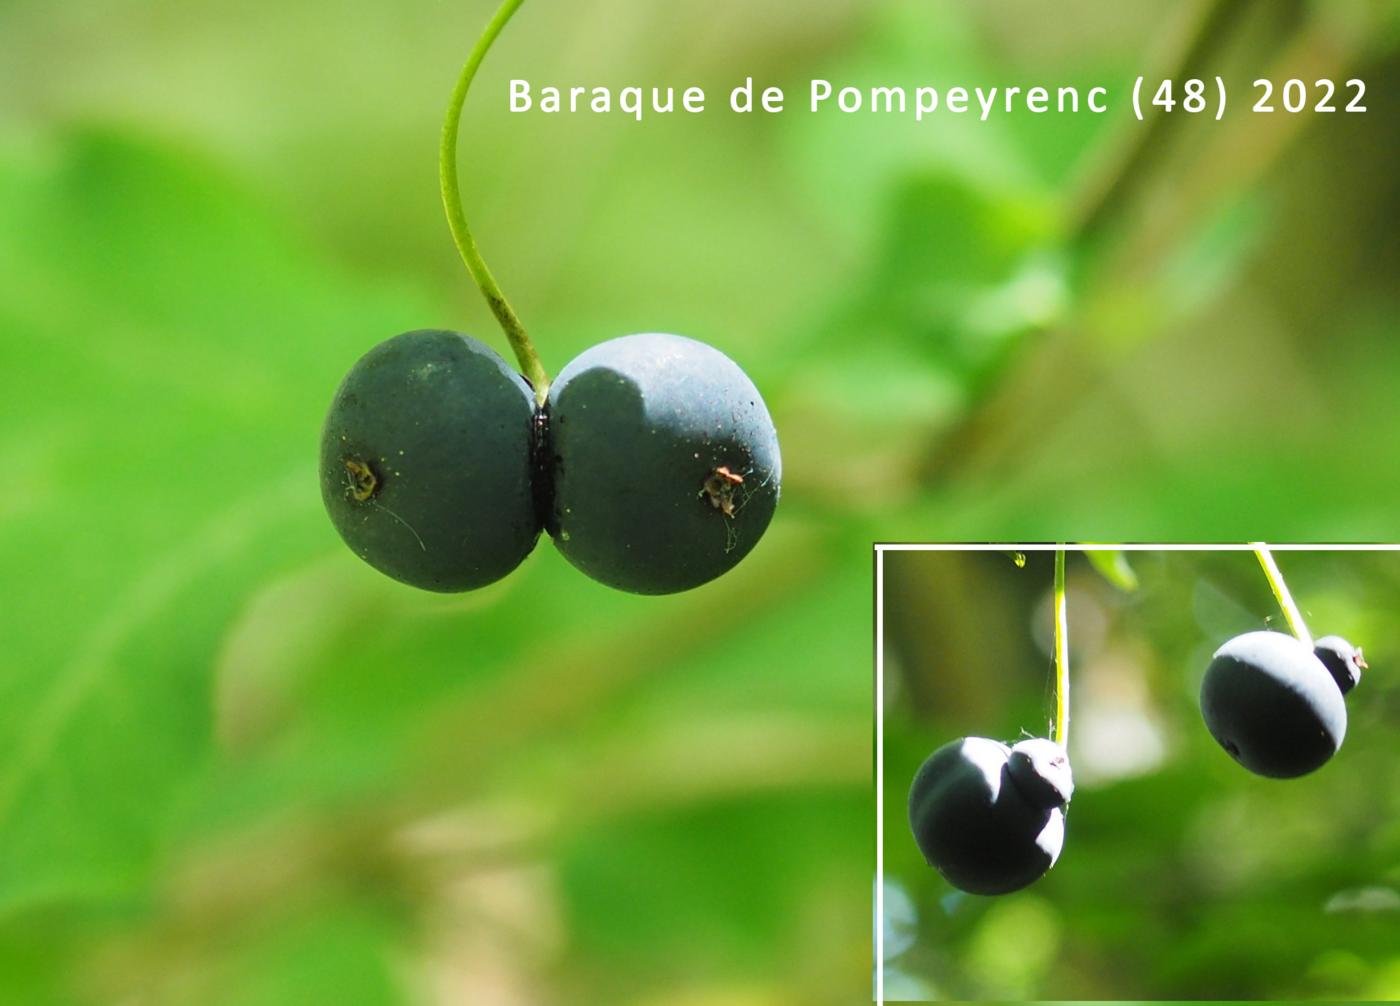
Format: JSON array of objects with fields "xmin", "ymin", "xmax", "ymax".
[
  {"xmin": 882, "ymin": 549, "xmax": 1400, "ymax": 1000},
  {"xmin": 0, "ymin": 0, "xmax": 1397, "ymax": 1001}
]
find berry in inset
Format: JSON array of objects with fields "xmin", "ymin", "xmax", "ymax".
[
  {"xmin": 1312, "ymin": 634, "xmax": 1366, "ymax": 695},
  {"xmin": 907, "ymin": 736, "xmax": 1072, "ymax": 895},
  {"xmin": 1199, "ymin": 630, "xmax": 1351, "ymax": 778}
]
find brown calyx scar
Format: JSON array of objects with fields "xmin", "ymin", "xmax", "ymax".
[
  {"xmin": 702, "ymin": 465, "xmax": 744, "ymax": 517},
  {"xmin": 345, "ymin": 458, "xmax": 380, "ymax": 501}
]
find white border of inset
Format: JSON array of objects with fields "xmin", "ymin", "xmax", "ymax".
[{"xmin": 872, "ymin": 543, "xmax": 1400, "ymax": 1005}]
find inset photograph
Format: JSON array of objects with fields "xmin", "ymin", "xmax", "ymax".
[{"xmin": 876, "ymin": 546, "xmax": 1400, "ymax": 1002}]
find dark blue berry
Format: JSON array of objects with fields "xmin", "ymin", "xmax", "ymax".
[
  {"xmin": 544, "ymin": 333, "xmax": 781, "ymax": 594},
  {"xmin": 1313, "ymin": 635, "xmax": 1366, "ymax": 695},
  {"xmin": 320, "ymin": 330, "xmax": 540, "ymax": 591},
  {"xmin": 1200, "ymin": 630, "xmax": 1348, "ymax": 778},
  {"xmin": 908, "ymin": 736, "xmax": 1072, "ymax": 895}
]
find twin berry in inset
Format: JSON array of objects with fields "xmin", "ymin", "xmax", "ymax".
[
  {"xmin": 320, "ymin": 329, "xmax": 781, "ymax": 595},
  {"xmin": 908, "ymin": 736, "xmax": 1073, "ymax": 896},
  {"xmin": 908, "ymin": 628, "xmax": 1367, "ymax": 897}
]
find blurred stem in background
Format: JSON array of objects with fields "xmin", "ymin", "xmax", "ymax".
[
  {"xmin": 1254, "ymin": 544, "xmax": 1313, "ymax": 646},
  {"xmin": 1070, "ymin": 0, "xmax": 1257, "ymax": 245},
  {"xmin": 919, "ymin": 0, "xmax": 1370, "ymax": 486},
  {"xmin": 440, "ymin": 0, "xmax": 551, "ymax": 399}
]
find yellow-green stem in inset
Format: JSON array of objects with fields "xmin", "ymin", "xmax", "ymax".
[
  {"xmin": 1053, "ymin": 547, "xmax": 1070, "ymax": 748},
  {"xmin": 440, "ymin": 0, "xmax": 550, "ymax": 402},
  {"xmin": 1253, "ymin": 544, "xmax": 1313, "ymax": 649}
]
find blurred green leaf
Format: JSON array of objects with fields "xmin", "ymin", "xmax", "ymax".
[
  {"xmin": 1085, "ymin": 548, "xmax": 1139, "ymax": 591},
  {"xmin": 0, "ymin": 125, "xmax": 431, "ymax": 912}
]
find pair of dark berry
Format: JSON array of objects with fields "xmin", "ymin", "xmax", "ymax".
[
  {"xmin": 907, "ymin": 736, "xmax": 1073, "ymax": 895},
  {"xmin": 1200, "ymin": 631, "xmax": 1365, "ymax": 778},
  {"xmin": 906, "ymin": 634, "xmax": 1368, "ymax": 896},
  {"xmin": 320, "ymin": 329, "xmax": 781, "ymax": 594}
]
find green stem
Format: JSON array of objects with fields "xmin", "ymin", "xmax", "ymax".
[
  {"xmin": 1053, "ymin": 547, "xmax": 1070, "ymax": 748},
  {"xmin": 1253, "ymin": 545, "xmax": 1313, "ymax": 648},
  {"xmin": 441, "ymin": 0, "xmax": 550, "ymax": 402}
]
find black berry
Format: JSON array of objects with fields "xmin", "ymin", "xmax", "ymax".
[
  {"xmin": 1199, "ymin": 630, "xmax": 1350, "ymax": 778},
  {"xmin": 320, "ymin": 329, "xmax": 540, "ymax": 591},
  {"xmin": 1312, "ymin": 635, "xmax": 1366, "ymax": 695},
  {"xmin": 544, "ymin": 333, "xmax": 781, "ymax": 594},
  {"xmin": 908, "ymin": 736, "xmax": 1072, "ymax": 895}
]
